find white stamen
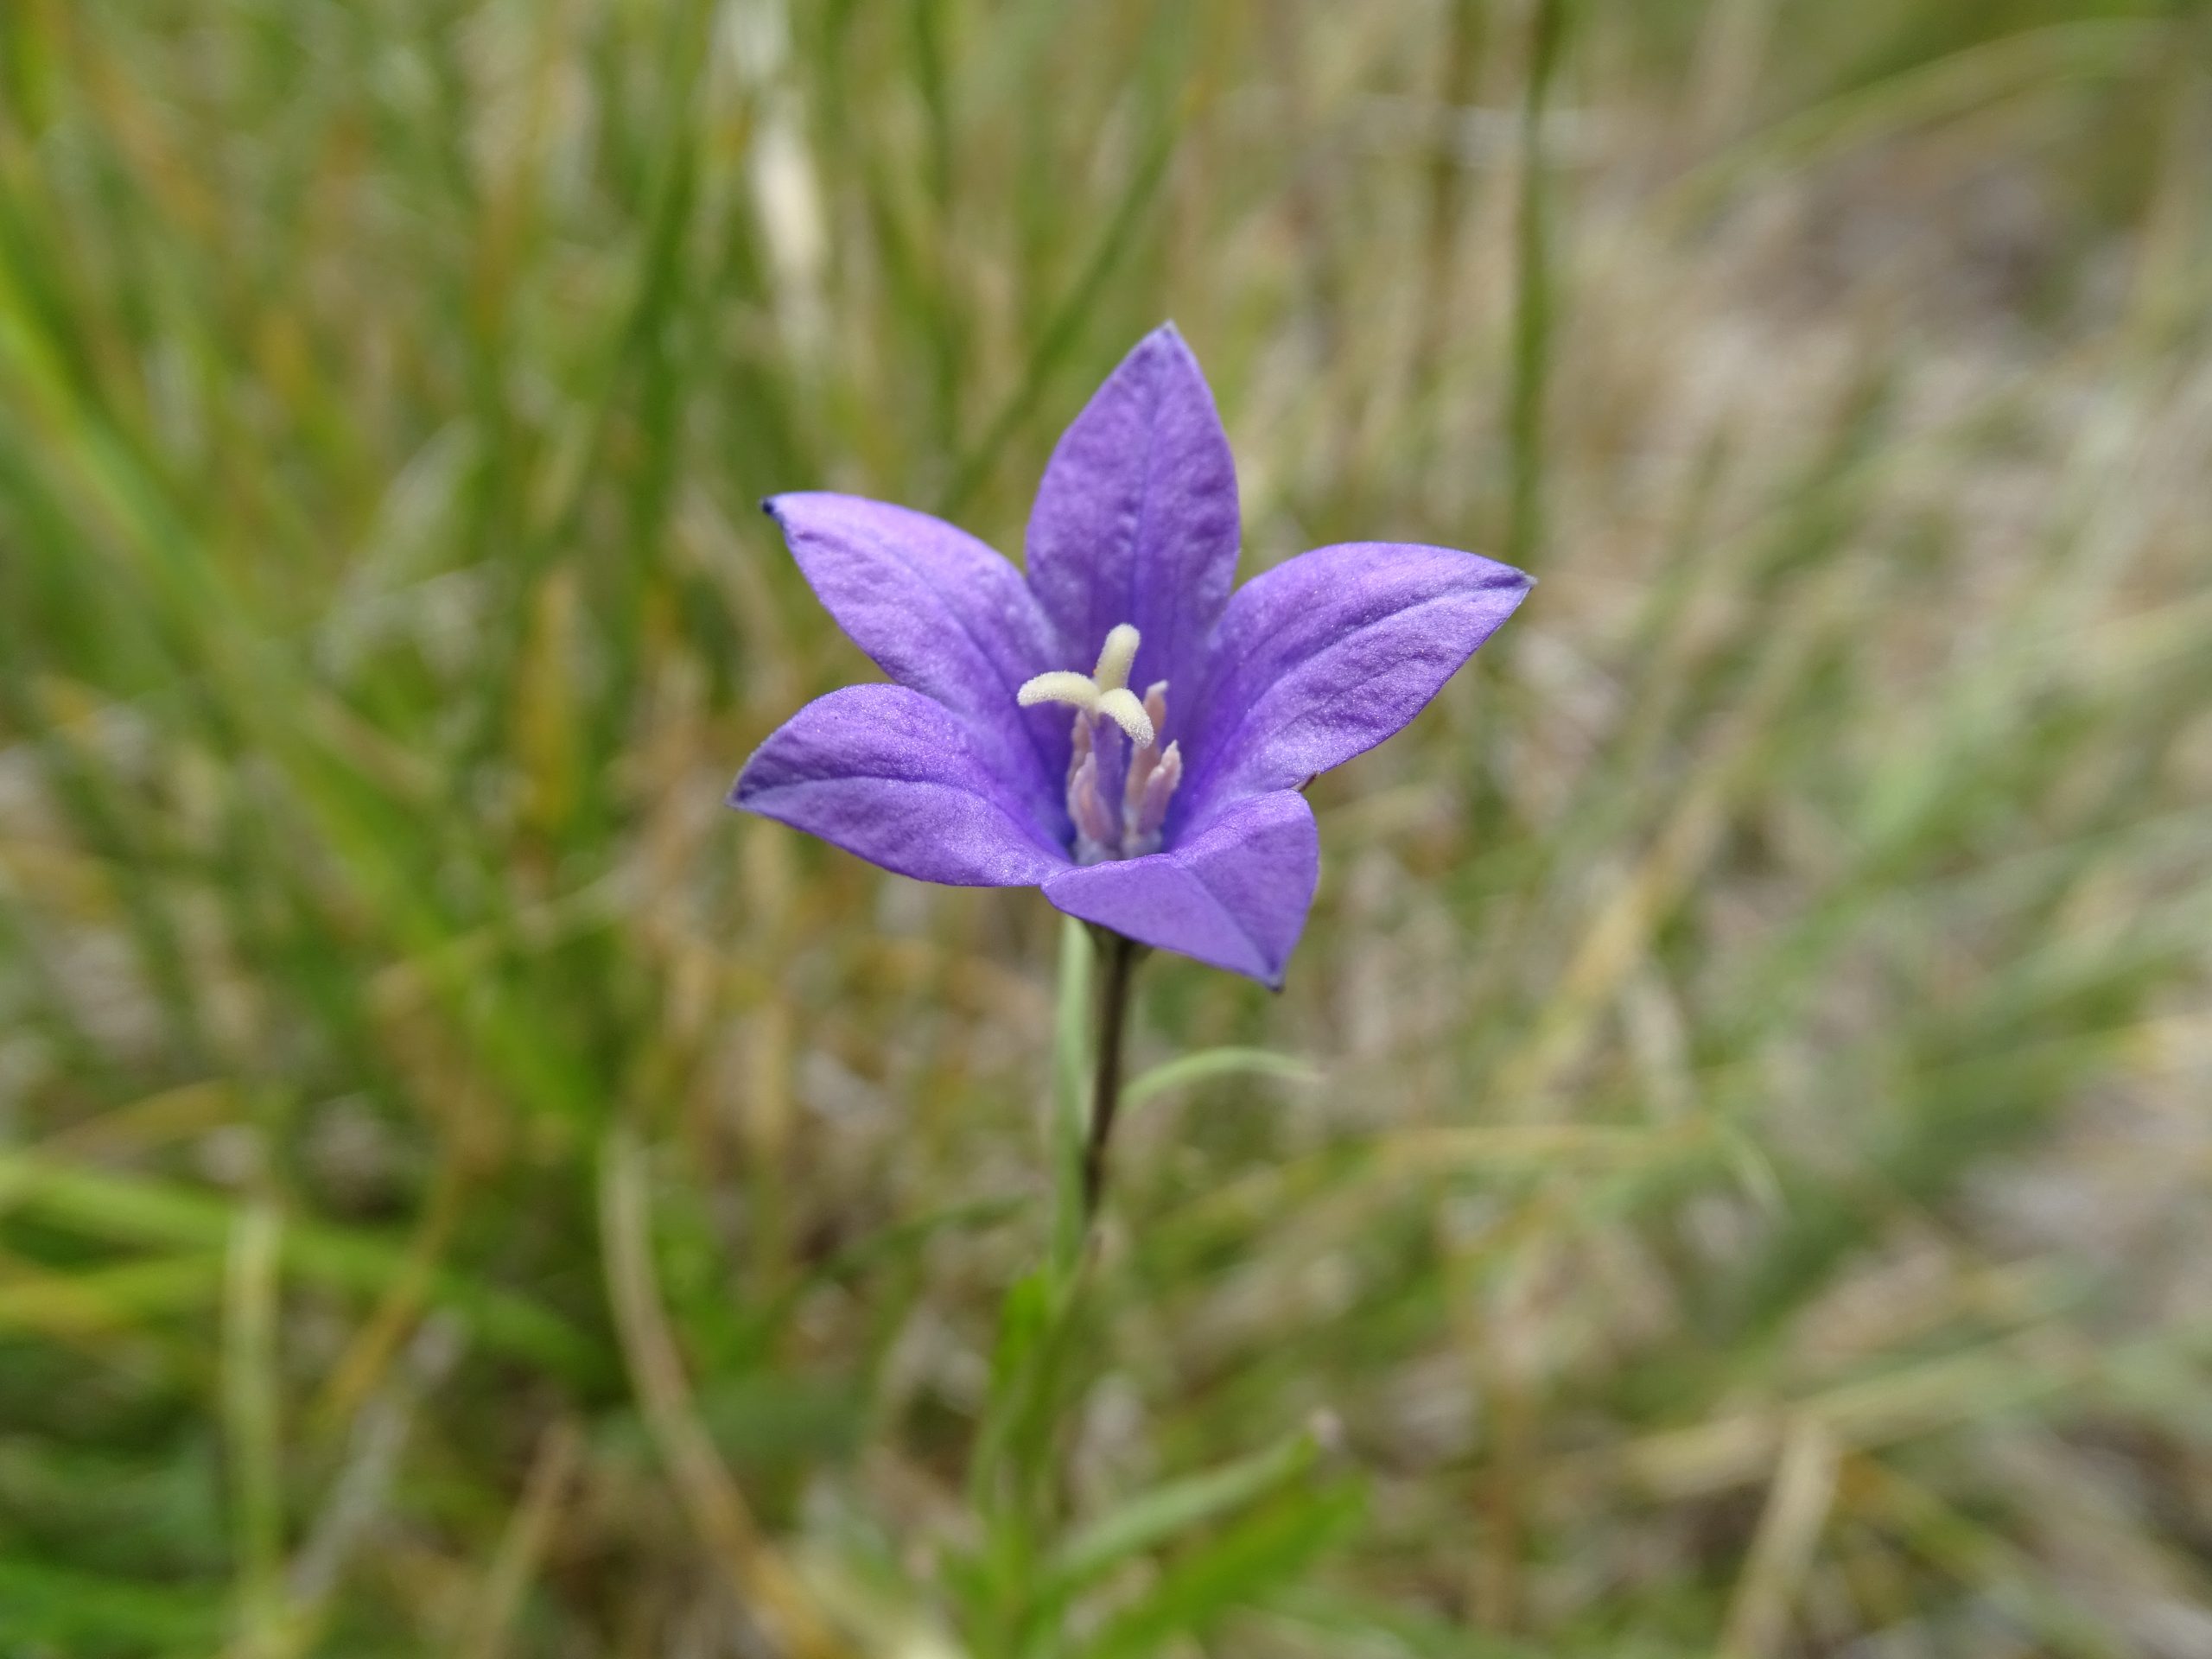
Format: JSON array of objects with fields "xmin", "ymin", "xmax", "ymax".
[
  {"xmin": 1134, "ymin": 741, "xmax": 1181, "ymax": 840},
  {"xmin": 1070, "ymin": 750, "xmax": 1119, "ymax": 861},
  {"xmin": 1125, "ymin": 741, "xmax": 1157, "ymax": 810},
  {"xmin": 1066, "ymin": 709, "xmax": 1096, "ymax": 787}
]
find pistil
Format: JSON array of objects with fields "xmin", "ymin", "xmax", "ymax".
[
  {"xmin": 1023, "ymin": 626, "xmax": 1183, "ymax": 861},
  {"xmin": 1018, "ymin": 622, "xmax": 1156, "ymax": 747}
]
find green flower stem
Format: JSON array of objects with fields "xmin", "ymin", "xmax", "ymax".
[
  {"xmin": 1082, "ymin": 928, "xmax": 1143, "ymax": 1225},
  {"xmin": 1048, "ymin": 916, "xmax": 1096, "ymax": 1275}
]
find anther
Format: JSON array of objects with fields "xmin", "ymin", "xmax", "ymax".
[
  {"xmin": 1125, "ymin": 741, "xmax": 1180, "ymax": 857},
  {"xmin": 1123, "ymin": 682, "xmax": 1171, "ymax": 813},
  {"xmin": 1066, "ymin": 709, "xmax": 1096, "ymax": 788},
  {"xmin": 1071, "ymin": 753, "xmax": 1119, "ymax": 858}
]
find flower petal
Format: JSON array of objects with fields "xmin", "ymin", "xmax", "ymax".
[
  {"xmin": 1043, "ymin": 791, "xmax": 1318, "ymax": 988},
  {"xmin": 734, "ymin": 685, "xmax": 1071, "ymax": 887},
  {"xmin": 766, "ymin": 492, "xmax": 1067, "ymax": 826},
  {"xmin": 1177, "ymin": 542, "xmax": 1530, "ymax": 830},
  {"xmin": 1024, "ymin": 325, "xmax": 1240, "ymax": 728}
]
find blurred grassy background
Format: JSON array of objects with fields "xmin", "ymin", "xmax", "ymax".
[{"xmin": 3, "ymin": 0, "xmax": 2210, "ymax": 1654}]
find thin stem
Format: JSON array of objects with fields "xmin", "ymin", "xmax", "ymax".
[{"xmin": 1080, "ymin": 930, "xmax": 1141, "ymax": 1222}]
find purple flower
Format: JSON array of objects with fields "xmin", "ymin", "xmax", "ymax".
[{"xmin": 731, "ymin": 326, "xmax": 1531, "ymax": 987}]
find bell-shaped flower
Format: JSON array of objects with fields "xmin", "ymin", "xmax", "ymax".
[{"xmin": 731, "ymin": 326, "xmax": 1530, "ymax": 987}]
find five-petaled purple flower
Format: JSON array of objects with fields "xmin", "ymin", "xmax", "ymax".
[{"xmin": 730, "ymin": 326, "xmax": 1531, "ymax": 987}]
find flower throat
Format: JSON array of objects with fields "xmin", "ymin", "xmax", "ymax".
[{"xmin": 1017, "ymin": 624, "xmax": 1184, "ymax": 864}]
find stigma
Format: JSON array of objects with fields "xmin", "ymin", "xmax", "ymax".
[
  {"xmin": 1018, "ymin": 622, "xmax": 1155, "ymax": 747},
  {"xmin": 1019, "ymin": 626, "xmax": 1183, "ymax": 862}
]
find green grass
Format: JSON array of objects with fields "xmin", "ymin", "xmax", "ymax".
[{"xmin": 2, "ymin": 1, "xmax": 2209, "ymax": 1655}]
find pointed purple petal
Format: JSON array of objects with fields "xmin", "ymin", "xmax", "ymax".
[
  {"xmin": 1043, "ymin": 791, "xmax": 1317, "ymax": 988},
  {"xmin": 1177, "ymin": 542, "xmax": 1530, "ymax": 830},
  {"xmin": 766, "ymin": 492, "xmax": 1067, "ymax": 828},
  {"xmin": 1025, "ymin": 325, "xmax": 1240, "ymax": 728},
  {"xmin": 734, "ymin": 685, "xmax": 1071, "ymax": 887}
]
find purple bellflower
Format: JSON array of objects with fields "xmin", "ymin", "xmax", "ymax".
[{"xmin": 731, "ymin": 326, "xmax": 1531, "ymax": 988}]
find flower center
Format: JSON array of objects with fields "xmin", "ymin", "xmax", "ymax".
[
  {"xmin": 1017, "ymin": 624, "xmax": 1184, "ymax": 863},
  {"xmin": 1016, "ymin": 621, "xmax": 1153, "ymax": 745}
]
